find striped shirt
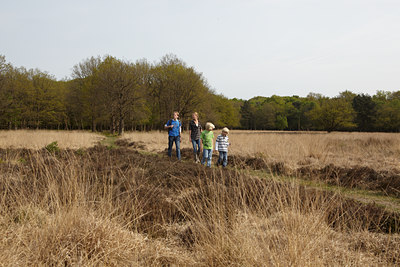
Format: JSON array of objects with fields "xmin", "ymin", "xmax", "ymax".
[{"xmin": 216, "ymin": 135, "xmax": 229, "ymax": 152}]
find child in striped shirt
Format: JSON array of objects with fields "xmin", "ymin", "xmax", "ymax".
[{"xmin": 216, "ymin": 127, "xmax": 230, "ymax": 167}]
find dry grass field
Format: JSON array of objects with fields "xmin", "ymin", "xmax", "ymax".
[
  {"xmin": 0, "ymin": 130, "xmax": 103, "ymax": 149},
  {"xmin": 1, "ymin": 130, "xmax": 400, "ymax": 266},
  {"xmin": 122, "ymin": 130, "xmax": 400, "ymax": 171}
]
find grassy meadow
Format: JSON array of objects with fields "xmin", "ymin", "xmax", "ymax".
[
  {"xmin": 0, "ymin": 130, "xmax": 103, "ymax": 149},
  {"xmin": 0, "ymin": 130, "xmax": 399, "ymax": 266},
  {"xmin": 123, "ymin": 130, "xmax": 400, "ymax": 171}
]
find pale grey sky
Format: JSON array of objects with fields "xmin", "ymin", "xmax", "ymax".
[{"xmin": 1, "ymin": 0, "xmax": 399, "ymax": 99}]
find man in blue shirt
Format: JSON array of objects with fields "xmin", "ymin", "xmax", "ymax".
[{"xmin": 164, "ymin": 111, "xmax": 182, "ymax": 160}]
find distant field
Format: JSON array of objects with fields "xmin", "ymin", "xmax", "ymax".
[
  {"xmin": 122, "ymin": 130, "xmax": 400, "ymax": 171},
  {"xmin": 0, "ymin": 130, "xmax": 103, "ymax": 149}
]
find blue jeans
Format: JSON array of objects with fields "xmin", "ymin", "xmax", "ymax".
[
  {"xmin": 168, "ymin": 135, "xmax": 181, "ymax": 160},
  {"xmin": 191, "ymin": 139, "xmax": 200, "ymax": 155},
  {"xmin": 217, "ymin": 151, "xmax": 228, "ymax": 167},
  {"xmin": 201, "ymin": 149, "xmax": 213, "ymax": 167}
]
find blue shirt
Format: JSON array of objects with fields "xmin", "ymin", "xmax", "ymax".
[{"xmin": 165, "ymin": 119, "xmax": 181, "ymax": 136}]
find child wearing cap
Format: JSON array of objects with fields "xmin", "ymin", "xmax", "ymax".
[
  {"xmin": 200, "ymin": 122, "xmax": 215, "ymax": 167},
  {"xmin": 215, "ymin": 127, "xmax": 230, "ymax": 167}
]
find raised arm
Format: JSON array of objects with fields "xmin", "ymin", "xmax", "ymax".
[{"xmin": 164, "ymin": 121, "xmax": 173, "ymax": 129}]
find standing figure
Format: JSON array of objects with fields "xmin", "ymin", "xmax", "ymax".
[
  {"xmin": 189, "ymin": 112, "xmax": 202, "ymax": 163},
  {"xmin": 200, "ymin": 122, "xmax": 215, "ymax": 167},
  {"xmin": 216, "ymin": 127, "xmax": 230, "ymax": 167},
  {"xmin": 164, "ymin": 111, "xmax": 182, "ymax": 160}
]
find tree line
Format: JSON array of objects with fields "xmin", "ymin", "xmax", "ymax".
[
  {"xmin": 1, "ymin": 54, "xmax": 399, "ymax": 133},
  {"xmin": 238, "ymin": 90, "xmax": 400, "ymax": 132},
  {"xmin": 0, "ymin": 54, "xmax": 239, "ymax": 134}
]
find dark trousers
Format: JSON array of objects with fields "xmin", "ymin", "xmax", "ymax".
[{"xmin": 168, "ymin": 135, "xmax": 181, "ymax": 160}]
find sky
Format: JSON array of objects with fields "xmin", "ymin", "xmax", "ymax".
[{"xmin": 1, "ymin": 0, "xmax": 400, "ymax": 99}]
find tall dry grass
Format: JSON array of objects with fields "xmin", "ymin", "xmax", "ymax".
[
  {"xmin": 1, "ymin": 146, "xmax": 399, "ymax": 266},
  {"xmin": 229, "ymin": 131, "xmax": 400, "ymax": 171},
  {"xmin": 122, "ymin": 130, "xmax": 400, "ymax": 171},
  {"xmin": 0, "ymin": 148, "xmax": 194, "ymax": 266},
  {"xmin": 0, "ymin": 130, "xmax": 103, "ymax": 149},
  {"xmin": 122, "ymin": 131, "xmax": 193, "ymax": 152}
]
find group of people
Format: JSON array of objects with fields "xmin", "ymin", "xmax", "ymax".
[{"xmin": 164, "ymin": 111, "xmax": 230, "ymax": 168}]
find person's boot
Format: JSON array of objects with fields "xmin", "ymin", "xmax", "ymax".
[{"xmin": 196, "ymin": 151, "xmax": 201, "ymax": 163}]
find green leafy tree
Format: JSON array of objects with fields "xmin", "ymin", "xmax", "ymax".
[
  {"xmin": 352, "ymin": 94, "xmax": 376, "ymax": 131},
  {"xmin": 0, "ymin": 66, "xmax": 31, "ymax": 129},
  {"xmin": 206, "ymin": 94, "xmax": 240, "ymax": 128},
  {"xmin": 374, "ymin": 91, "xmax": 400, "ymax": 131},
  {"xmin": 26, "ymin": 70, "xmax": 64, "ymax": 129},
  {"xmin": 0, "ymin": 55, "xmax": 14, "ymax": 128},
  {"xmin": 256, "ymin": 102, "xmax": 276, "ymax": 130},
  {"xmin": 65, "ymin": 78, "xmax": 87, "ymax": 129},
  {"xmin": 149, "ymin": 54, "xmax": 210, "ymax": 128},
  {"xmin": 308, "ymin": 97, "xmax": 355, "ymax": 132},
  {"xmin": 126, "ymin": 59, "xmax": 153, "ymax": 130},
  {"xmin": 97, "ymin": 56, "xmax": 142, "ymax": 135},
  {"xmin": 240, "ymin": 100, "xmax": 256, "ymax": 129},
  {"xmin": 71, "ymin": 56, "xmax": 104, "ymax": 131}
]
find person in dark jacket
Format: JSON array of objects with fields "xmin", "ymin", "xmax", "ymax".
[{"xmin": 188, "ymin": 112, "xmax": 202, "ymax": 163}]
